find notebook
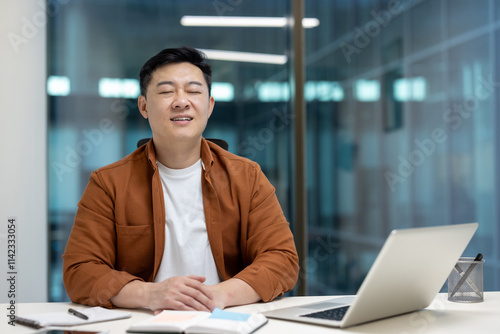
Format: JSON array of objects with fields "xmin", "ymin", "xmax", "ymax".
[
  {"xmin": 15, "ymin": 307, "xmax": 131, "ymax": 329},
  {"xmin": 127, "ymin": 308, "xmax": 267, "ymax": 334},
  {"xmin": 263, "ymin": 223, "xmax": 478, "ymax": 328}
]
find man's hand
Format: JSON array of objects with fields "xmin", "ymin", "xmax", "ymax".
[
  {"xmin": 110, "ymin": 275, "xmax": 215, "ymax": 313},
  {"xmin": 146, "ymin": 275, "xmax": 215, "ymax": 312},
  {"xmin": 203, "ymin": 278, "xmax": 261, "ymax": 310},
  {"xmin": 110, "ymin": 276, "xmax": 260, "ymax": 313},
  {"xmin": 146, "ymin": 275, "xmax": 215, "ymax": 313}
]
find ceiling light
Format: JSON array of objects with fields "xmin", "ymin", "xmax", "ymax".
[
  {"xmin": 47, "ymin": 76, "xmax": 70, "ymax": 96},
  {"xmin": 212, "ymin": 82, "xmax": 234, "ymax": 101},
  {"xmin": 181, "ymin": 16, "xmax": 319, "ymax": 28},
  {"xmin": 355, "ymin": 79, "xmax": 380, "ymax": 102},
  {"xmin": 199, "ymin": 49, "xmax": 287, "ymax": 65},
  {"xmin": 98, "ymin": 78, "xmax": 140, "ymax": 98}
]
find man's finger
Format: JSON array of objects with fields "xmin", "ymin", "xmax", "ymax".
[{"xmin": 185, "ymin": 285, "xmax": 215, "ymax": 310}]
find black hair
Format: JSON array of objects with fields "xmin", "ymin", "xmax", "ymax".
[{"xmin": 139, "ymin": 46, "xmax": 212, "ymax": 96}]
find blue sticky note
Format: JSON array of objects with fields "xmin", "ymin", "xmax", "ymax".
[{"xmin": 209, "ymin": 308, "xmax": 250, "ymax": 321}]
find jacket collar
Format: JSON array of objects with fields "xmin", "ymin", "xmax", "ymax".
[
  {"xmin": 145, "ymin": 137, "xmax": 214, "ymax": 172},
  {"xmin": 200, "ymin": 137, "xmax": 215, "ymax": 173},
  {"xmin": 145, "ymin": 139, "xmax": 158, "ymax": 170}
]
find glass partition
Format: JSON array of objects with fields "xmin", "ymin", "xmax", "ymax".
[
  {"xmin": 48, "ymin": 0, "xmax": 292, "ymax": 301},
  {"xmin": 49, "ymin": 0, "xmax": 500, "ymax": 301},
  {"xmin": 304, "ymin": 0, "xmax": 499, "ymax": 295}
]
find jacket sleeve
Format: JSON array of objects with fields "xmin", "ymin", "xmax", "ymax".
[
  {"xmin": 62, "ymin": 171, "xmax": 142, "ymax": 308},
  {"xmin": 233, "ymin": 166, "xmax": 300, "ymax": 302}
]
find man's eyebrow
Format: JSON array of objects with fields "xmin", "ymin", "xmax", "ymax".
[
  {"xmin": 187, "ymin": 81, "xmax": 204, "ymax": 87},
  {"xmin": 156, "ymin": 80, "xmax": 174, "ymax": 87},
  {"xmin": 155, "ymin": 80, "xmax": 204, "ymax": 88}
]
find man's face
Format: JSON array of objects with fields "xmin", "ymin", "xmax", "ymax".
[{"xmin": 138, "ymin": 62, "xmax": 214, "ymax": 145}]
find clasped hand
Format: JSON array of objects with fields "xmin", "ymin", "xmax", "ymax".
[{"xmin": 145, "ymin": 275, "xmax": 223, "ymax": 314}]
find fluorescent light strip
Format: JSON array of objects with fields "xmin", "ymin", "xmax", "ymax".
[
  {"xmin": 199, "ymin": 49, "xmax": 287, "ymax": 65},
  {"xmin": 212, "ymin": 82, "xmax": 234, "ymax": 101},
  {"xmin": 47, "ymin": 76, "xmax": 71, "ymax": 96},
  {"xmin": 355, "ymin": 79, "xmax": 380, "ymax": 102},
  {"xmin": 181, "ymin": 16, "xmax": 319, "ymax": 28},
  {"xmin": 98, "ymin": 78, "xmax": 140, "ymax": 98}
]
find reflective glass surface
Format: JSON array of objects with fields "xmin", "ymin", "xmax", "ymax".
[
  {"xmin": 49, "ymin": 0, "xmax": 500, "ymax": 301},
  {"xmin": 304, "ymin": 0, "xmax": 499, "ymax": 295},
  {"xmin": 48, "ymin": 0, "xmax": 291, "ymax": 301}
]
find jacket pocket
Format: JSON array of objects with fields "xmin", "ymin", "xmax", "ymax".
[{"xmin": 115, "ymin": 224, "xmax": 154, "ymax": 279}]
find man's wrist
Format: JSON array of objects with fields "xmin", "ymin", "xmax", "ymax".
[
  {"xmin": 110, "ymin": 280, "xmax": 150, "ymax": 309},
  {"xmin": 214, "ymin": 278, "xmax": 260, "ymax": 308},
  {"xmin": 133, "ymin": 280, "xmax": 151, "ymax": 307}
]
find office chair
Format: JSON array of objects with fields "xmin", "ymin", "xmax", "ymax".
[{"xmin": 137, "ymin": 138, "xmax": 229, "ymax": 151}]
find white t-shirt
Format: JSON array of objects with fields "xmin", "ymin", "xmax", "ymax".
[{"xmin": 154, "ymin": 159, "xmax": 220, "ymax": 285}]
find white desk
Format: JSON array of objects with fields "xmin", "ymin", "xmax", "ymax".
[{"xmin": 3, "ymin": 292, "xmax": 500, "ymax": 333}]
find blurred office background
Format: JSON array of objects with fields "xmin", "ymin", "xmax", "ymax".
[{"xmin": 42, "ymin": 0, "xmax": 500, "ymax": 301}]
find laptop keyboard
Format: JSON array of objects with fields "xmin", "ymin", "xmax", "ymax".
[{"xmin": 300, "ymin": 305, "xmax": 350, "ymax": 321}]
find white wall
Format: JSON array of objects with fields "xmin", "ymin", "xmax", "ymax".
[{"xmin": 0, "ymin": 0, "xmax": 48, "ymax": 302}]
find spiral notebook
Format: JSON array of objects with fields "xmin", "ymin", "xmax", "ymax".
[{"xmin": 15, "ymin": 307, "xmax": 131, "ymax": 329}]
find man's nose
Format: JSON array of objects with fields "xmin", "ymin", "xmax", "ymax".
[{"xmin": 173, "ymin": 91, "xmax": 189, "ymax": 109}]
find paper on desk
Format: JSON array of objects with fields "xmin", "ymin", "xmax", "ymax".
[{"xmin": 16, "ymin": 306, "xmax": 131, "ymax": 328}]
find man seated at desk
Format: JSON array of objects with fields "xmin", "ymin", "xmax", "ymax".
[{"xmin": 62, "ymin": 47, "xmax": 299, "ymax": 314}]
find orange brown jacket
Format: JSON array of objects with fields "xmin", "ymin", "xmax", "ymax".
[{"xmin": 62, "ymin": 138, "xmax": 299, "ymax": 308}]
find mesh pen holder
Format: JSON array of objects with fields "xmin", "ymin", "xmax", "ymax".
[{"xmin": 448, "ymin": 257, "xmax": 484, "ymax": 303}]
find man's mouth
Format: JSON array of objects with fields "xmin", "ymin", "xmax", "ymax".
[{"xmin": 171, "ymin": 117, "xmax": 193, "ymax": 121}]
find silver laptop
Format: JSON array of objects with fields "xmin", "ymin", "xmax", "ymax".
[{"xmin": 264, "ymin": 223, "xmax": 478, "ymax": 328}]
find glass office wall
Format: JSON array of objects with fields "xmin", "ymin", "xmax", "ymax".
[
  {"xmin": 305, "ymin": 0, "xmax": 499, "ymax": 295},
  {"xmin": 48, "ymin": 0, "xmax": 500, "ymax": 301},
  {"xmin": 47, "ymin": 0, "xmax": 292, "ymax": 301}
]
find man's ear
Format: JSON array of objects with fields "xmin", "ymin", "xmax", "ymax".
[
  {"xmin": 208, "ymin": 96, "xmax": 215, "ymax": 118},
  {"xmin": 138, "ymin": 95, "xmax": 148, "ymax": 119}
]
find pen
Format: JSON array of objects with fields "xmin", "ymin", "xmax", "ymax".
[
  {"xmin": 68, "ymin": 308, "xmax": 89, "ymax": 320},
  {"xmin": 450, "ymin": 253, "xmax": 483, "ymax": 297},
  {"xmin": 452, "ymin": 262, "xmax": 481, "ymax": 297},
  {"xmin": 15, "ymin": 317, "xmax": 43, "ymax": 329}
]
